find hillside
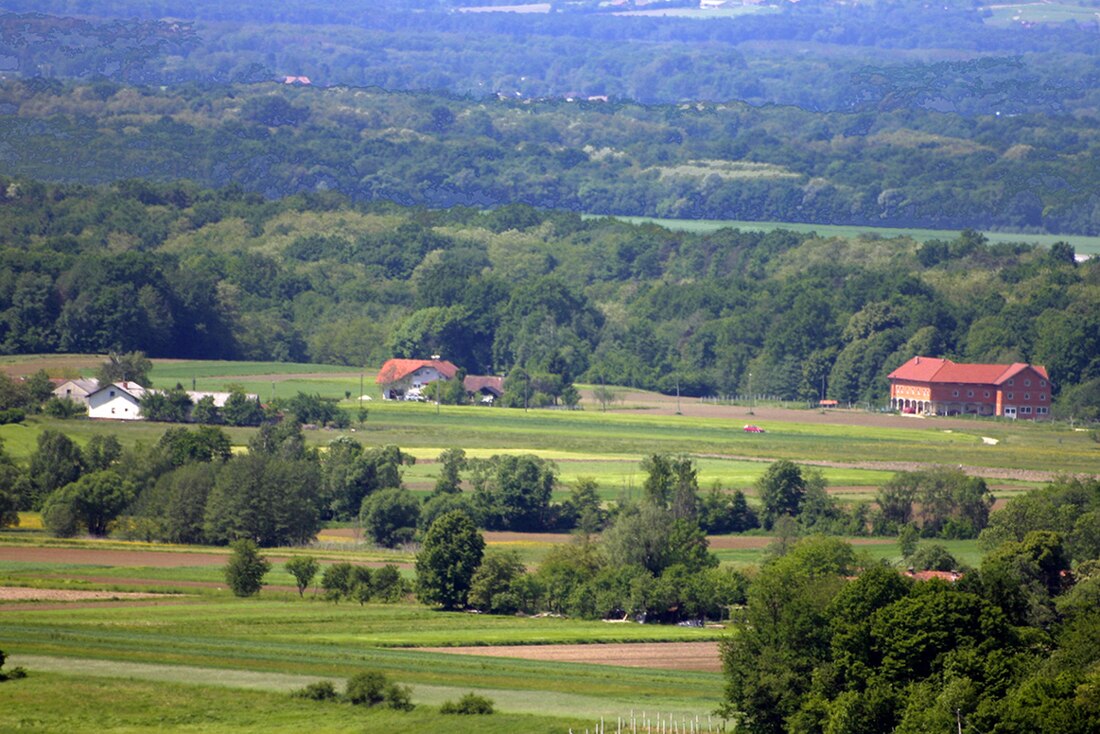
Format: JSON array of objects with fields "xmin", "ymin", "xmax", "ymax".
[{"xmin": 1, "ymin": 179, "xmax": 1097, "ymax": 409}]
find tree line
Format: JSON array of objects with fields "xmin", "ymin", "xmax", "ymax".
[
  {"xmin": 2, "ymin": 1, "xmax": 1099, "ymax": 117},
  {"xmin": 1, "ymin": 180, "xmax": 1098, "ymax": 414},
  {"xmin": 2, "ymin": 77, "xmax": 1100, "ymax": 234},
  {"xmin": 721, "ymin": 474, "xmax": 1100, "ymax": 733}
]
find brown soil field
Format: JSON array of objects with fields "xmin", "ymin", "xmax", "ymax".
[
  {"xmin": 598, "ymin": 390, "xmax": 972, "ymax": 430},
  {"xmin": 0, "ymin": 586, "xmax": 168, "ymax": 602},
  {"xmin": 421, "ymin": 641, "xmax": 723, "ymax": 673},
  {"xmin": 0, "ymin": 545, "xmax": 410, "ymax": 569}
]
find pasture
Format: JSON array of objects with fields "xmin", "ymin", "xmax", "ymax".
[
  {"xmin": 0, "ymin": 355, "xmax": 1090, "ymax": 730},
  {"xmin": 602, "ymin": 215, "xmax": 1100, "ymax": 255}
]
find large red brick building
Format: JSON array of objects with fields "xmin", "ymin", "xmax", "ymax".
[{"xmin": 887, "ymin": 356, "xmax": 1052, "ymax": 419}]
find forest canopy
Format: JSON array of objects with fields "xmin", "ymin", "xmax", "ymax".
[{"xmin": 0, "ymin": 178, "xmax": 1097, "ymax": 407}]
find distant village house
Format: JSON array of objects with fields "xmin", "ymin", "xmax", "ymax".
[
  {"xmin": 376, "ymin": 358, "xmax": 459, "ymax": 400},
  {"xmin": 888, "ymin": 356, "xmax": 1052, "ymax": 419},
  {"xmin": 87, "ymin": 381, "xmax": 148, "ymax": 420},
  {"xmin": 51, "ymin": 378, "xmax": 100, "ymax": 406}
]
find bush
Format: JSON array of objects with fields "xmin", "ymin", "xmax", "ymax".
[
  {"xmin": 384, "ymin": 682, "xmax": 414, "ymax": 711},
  {"xmin": 440, "ymin": 693, "xmax": 495, "ymax": 715},
  {"xmin": 0, "ymin": 649, "xmax": 27, "ymax": 681},
  {"xmin": 371, "ymin": 564, "xmax": 409, "ymax": 602},
  {"xmin": 293, "ymin": 680, "xmax": 338, "ymax": 701},
  {"xmin": 321, "ymin": 562, "xmax": 354, "ymax": 601},
  {"xmin": 345, "ymin": 671, "xmax": 387, "ymax": 706},
  {"xmin": 0, "ymin": 408, "xmax": 25, "ymax": 424}
]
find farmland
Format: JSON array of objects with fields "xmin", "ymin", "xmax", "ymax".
[{"xmin": 1, "ymin": 356, "xmax": 1095, "ymax": 730}]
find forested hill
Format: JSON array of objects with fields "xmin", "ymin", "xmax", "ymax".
[
  {"xmin": 2, "ymin": 179, "xmax": 1098, "ymax": 412},
  {"xmin": 3, "ymin": 1, "xmax": 1100, "ymax": 116},
  {"xmin": 2, "ymin": 80, "xmax": 1100, "ymax": 234}
]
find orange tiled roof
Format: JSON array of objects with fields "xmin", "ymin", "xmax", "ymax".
[
  {"xmin": 375, "ymin": 359, "xmax": 458, "ymax": 385},
  {"xmin": 889, "ymin": 356, "xmax": 1049, "ymax": 386}
]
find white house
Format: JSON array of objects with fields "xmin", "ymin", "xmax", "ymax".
[
  {"xmin": 51, "ymin": 378, "xmax": 100, "ymax": 406},
  {"xmin": 86, "ymin": 381, "xmax": 148, "ymax": 420},
  {"xmin": 376, "ymin": 358, "xmax": 459, "ymax": 400}
]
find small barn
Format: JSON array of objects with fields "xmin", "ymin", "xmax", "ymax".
[
  {"xmin": 52, "ymin": 378, "xmax": 100, "ymax": 406},
  {"xmin": 463, "ymin": 375, "xmax": 504, "ymax": 404}
]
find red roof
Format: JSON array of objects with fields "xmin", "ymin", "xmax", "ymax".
[
  {"xmin": 463, "ymin": 375, "xmax": 504, "ymax": 395},
  {"xmin": 889, "ymin": 356, "xmax": 1049, "ymax": 387},
  {"xmin": 376, "ymin": 359, "xmax": 458, "ymax": 385}
]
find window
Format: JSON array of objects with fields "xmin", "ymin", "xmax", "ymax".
[
  {"xmin": 1024, "ymin": 379, "xmax": 1031, "ymax": 387},
  {"xmin": 967, "ymin": 390, "xmax": 974, "ymax": 398},
  {"xmin": 1040, "ymin": 380, "xmax": 1047, "ymax": 387},
  {"xmin": 1007, "ymin": 392, "xmax": 1013, "ymax": 400},
  {"xmin": 1021, "ymin": 406, "xmax": 1032, "ymax": 414},
  {"xmin": 1040, "ymin": 394, "xmax": 1046, "ymax": 401},
  {"xmin": 1037, "ymin": 407, "xmax": 1048, "ymax": 415},
  {"xmin": 953, "ymin": 390, "xmax": 959, "ymax": 397},
  {"xmin": 1007, "ymin": 379, "xmax": 1014, "ymax": 386},
  {"xmin": 1024, "ymin": 393, "xmax": 1030, "ymax": 400},
  {"xmin": 984, "ymin": 391, "xmax": 990, "ymax": 398},
  {"xmin": 109, "ymin": 390, "xmax": 115, "ymax": 397}
]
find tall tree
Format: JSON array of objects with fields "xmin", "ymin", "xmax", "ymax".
[{"xmin": 415, "ymin": 510, "xmax": 485, "ymax": 611}]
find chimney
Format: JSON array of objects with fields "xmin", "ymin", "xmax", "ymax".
[{"xmin": 915, "ymin": 356, "xmax": 920, "ymax": 364}]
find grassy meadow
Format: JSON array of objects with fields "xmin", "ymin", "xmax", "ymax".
[
  {"xmin": 1, "ymin": 355, "xmax": 1093, "ymax": 730},
  {"xmin": 603, "ymin": 215, "xmax": 1100, "ymax": 255}
]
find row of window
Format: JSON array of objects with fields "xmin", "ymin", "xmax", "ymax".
[
  {"xmin": 950, "ymin": 389, "xmax": 1046, "ymax": 402},
  {"xmin": 1005, "ymin": 378, "xmax": 1047, "ymax": 388},
  {"xmin": 1007, "ymin": 406, "xmax": 1049, "ymax": 416}
]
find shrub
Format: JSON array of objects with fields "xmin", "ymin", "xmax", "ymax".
[
  {"xmin": 384, "ymin": 682, "xmax": 414, "ymax": 711},
  {"xmin": 371, "ymin": 564, "xmax": 409, "ymax": 602},
  {"xmin": 0, "ymin": 408, "xmax": 25, "ymax": 424},
  {"xmin": 293, "ymin": 680, "xmax": 338, "ymax": 701},
  {"xmin": 0, "ymin": 649, "xmax": 27, "ymax": 681},
  {"xmin": 321, "ymin": 562, "xmax": 354, "ymax": 601},
  {"xmin": 345, "ymin": 671, "xmax": 387, "ymax": 706},
  {"xmin": 440, "ymin": 693, "xmax": 495, "ymax": 715}
]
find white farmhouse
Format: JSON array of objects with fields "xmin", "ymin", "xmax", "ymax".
[
  {"xmin": 376, "ymin": 358, "xmax": 459, "ymax": 400},
  {"xmin": 86, "ymin": 381, "xmax": 148, "ymax": 420}
]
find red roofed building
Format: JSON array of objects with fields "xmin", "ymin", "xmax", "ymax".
[
  {"xmin": 376, "ymin": 358, "xmax": 458, "ymax": 400},
  {"xmin": 888, "ymin": 356, "xmax": 1052, "ymax": 419}
]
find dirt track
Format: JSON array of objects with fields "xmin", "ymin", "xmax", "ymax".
[{"xmin": 422, "ymin": 641, "xmax": 723, "ymax": 672}]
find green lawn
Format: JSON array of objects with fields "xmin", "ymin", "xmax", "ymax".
[
  {"xmin": 1, "ymin": 598, "xmax": 725, "ymax": 723},
  {"xmin": 600, "ymin": 215, "xmax": 1100, "ymax": 255},
  {"xmin": 0, "ymin": 669, "xmax": 599, "ymax": 733}
]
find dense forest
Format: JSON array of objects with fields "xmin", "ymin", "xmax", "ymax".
[
  {"xmin": 3, "ymin": 1, "xmax": 1100, "ymax": 115},
  {"xmin": 1, "ymin": 178, "xmax": 1098, "ymax": 412},
  {"xmin": 1, "ymin": 79, "xmax": 1099, "ymax": 233}
]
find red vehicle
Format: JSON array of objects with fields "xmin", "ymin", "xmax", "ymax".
[{"xmin": 743, "ymin": 424, "xmax": 765, "ymax": 433}]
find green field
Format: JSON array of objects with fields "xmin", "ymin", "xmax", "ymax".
[
  {"xmin": 1, "ymin": 598, "xmax": 724, "ymax": 728},
  {"xmin": 984, "ymin": 3, "xmax": 1100, "ymax": 27},
  {"xmin": 1, "ymin": 356, "xmax": 1090, "ymax": 731},
  {"xmin": 601, "ymin": 215, "xmax": 1100, "ymax": 255}
]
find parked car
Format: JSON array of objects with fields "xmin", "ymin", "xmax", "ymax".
[{"xmin": 743, "ymin": 424, "xmax": 765, "ymax": 433}]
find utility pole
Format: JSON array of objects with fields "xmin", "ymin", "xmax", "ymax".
[
  {"xmin": 676, "ymin": 378, "xmax": 681, "ymax": 415},
  {"xmin": 748, "ymin": 371, "xmax": 753, "ymax": 415}
]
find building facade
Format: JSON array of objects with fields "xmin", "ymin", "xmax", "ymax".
[
  {"xmin": 888, "ymin": 356, "xmax": 1052, "ymax": 419},
  {"xmin": 375, "ymin": 358, "xmax": 459, "ymax": 400}
]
